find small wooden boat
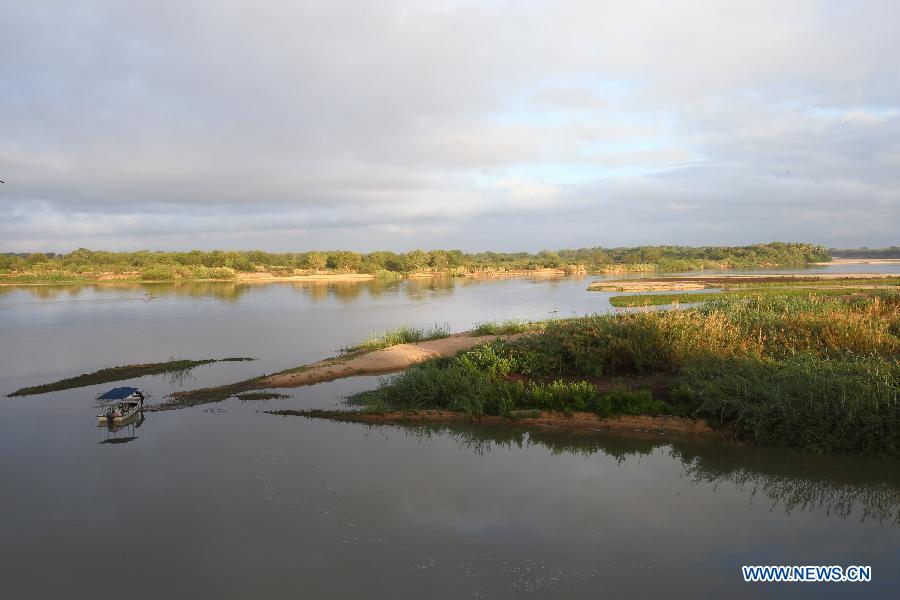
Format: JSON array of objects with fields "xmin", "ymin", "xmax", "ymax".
[
  {"xmin": 96, "ymin": 387, "xmax": 145, "ymax": 425},
  {"xmin": 97, "ymin": 399, "xmax": 141, "ymax": 425}
]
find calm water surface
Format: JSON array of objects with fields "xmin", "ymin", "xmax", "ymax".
[{"xmin": 1, "ymin": 274, "xmax": 898, "ymax": 598}]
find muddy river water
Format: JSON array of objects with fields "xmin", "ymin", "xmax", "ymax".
[{"xmin": 1, "ymin": 270, "xmax": 898, "ymax": 598}]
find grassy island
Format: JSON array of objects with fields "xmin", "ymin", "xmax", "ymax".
[
  {"xmin": 7, "ymin": 357, "xmax": 254, "ymax": 397},
  {"xmin": 339, "ymin": 292, "xmax": 899, "ymax": 456},
  {"xmin": 598, "ymin": 275, "xmax": 900, "ymax": 306}
]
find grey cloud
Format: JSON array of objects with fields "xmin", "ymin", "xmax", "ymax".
[{"xmin": 1, "ymin": 1, "xmax": 898, "ymax": 250}]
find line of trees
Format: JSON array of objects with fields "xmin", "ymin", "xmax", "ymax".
[{"xmin": 1, "ymin": 243, "xmax": 830, "ymax": 278}]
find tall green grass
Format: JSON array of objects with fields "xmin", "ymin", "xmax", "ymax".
[
  {"xmin": 673, "ymin": 355, "xmax": 899, "ymax": 455},
  {"xmin": 609, "ymin": 288, "xmax": 875, "ymax": 307},
  {"xmin": 471, "ymin": 319, "xmax": 541, "ymax": 336},
  {"xmin": 340, "ymin": 324, "xmax": 451, "ymax": 354}
]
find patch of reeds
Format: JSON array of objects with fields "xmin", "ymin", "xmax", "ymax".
[
  {"xmin": 673, "ymin": 354, "xmax": 899, "ymax": 455},
  {"xmin": 340, "ymin": 324, "xmax": 451, "ymax": 354},
  {"xmin": 471, "ymin": 319, "xmax": 540, "ymax": 336}
]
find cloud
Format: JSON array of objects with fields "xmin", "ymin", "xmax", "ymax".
[{"xmin": 1, "ymin": 0, "xmax": 898, "ymax": 251}]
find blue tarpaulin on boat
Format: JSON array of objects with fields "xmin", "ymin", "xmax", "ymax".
[{"xmin": 98, "ymin": 387, "xmax": 138, "ymax": 400}]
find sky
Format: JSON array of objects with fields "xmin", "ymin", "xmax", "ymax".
[{"xmin": 1, "ymin": 0, "xmax": 899, "ymax": 252}]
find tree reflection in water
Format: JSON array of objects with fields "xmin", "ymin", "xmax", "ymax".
[{"xmin": 371, "ymin": 422, "xmax": 900, "ymax": 524}]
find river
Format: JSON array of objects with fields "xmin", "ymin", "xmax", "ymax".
[{"xmin": 1, "ymin": 269, "xmax": 897, "ymax": 598}]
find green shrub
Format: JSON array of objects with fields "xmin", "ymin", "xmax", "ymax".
[
  {"xmin": 226, "ymin": 256, "xmax": 256, "ymax": 272},
  {"xmin": 525, "ymin": 380, "xmax": 599, "ymax": 414},
  {"xmin": 595, "ymin": 388, "xmax": 670, "ymax": 417},
  {"xmin": 456, "ymin": 342, "xmax": 519, "ymax": 380},
  {"xmin": 349, "ymin": 362, "xmax": 508, "ymax": 415},
  {"xmin": 141, "ymin": 265, "xmax": 175, "ymax": 280},
  {"xmin": 203, "ymin": 266, "xmax": 236, "ymax": 279},
  {"xmin": 471, "ymin": 320, "xmax": 536, "ymax": 336}
]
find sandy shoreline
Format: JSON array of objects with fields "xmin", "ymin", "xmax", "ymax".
[
  {"xmin": 0, "ymin": 270, "xmax": 580, "ymax": 286},
  {"xmin": 264, "ymin": 333, "xmax": 527, "ymax": 388},
  {"xmin": 236, "ymin": 272, "xmax": 377, "ymax": 282}
]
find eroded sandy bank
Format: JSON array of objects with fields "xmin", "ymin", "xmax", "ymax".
[{"xmin": 268, "ymin": 409, "xmax": 724, "ymax": 437}]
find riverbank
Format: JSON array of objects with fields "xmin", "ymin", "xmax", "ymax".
[
  {"xmin": 0, "ymin": 270, "xmax": 383, "ymax": 286},
  {"xmin": 0, "ymin": 269, "xmax": 583, "ymax": 286},
  {"xmin": 268, "ymin": 409, "xmax": 723, "ymax": 437},
  {"xmin": 3, "ymin": 266, "xmax": 856, "ymax": 287},
  {"xmin": 0, "ymin": 242, "xmax": 833, "ymax": 284},
  {"xmin": 0, "ymin": 267, "xmax": 779, "ymax": 286}
]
